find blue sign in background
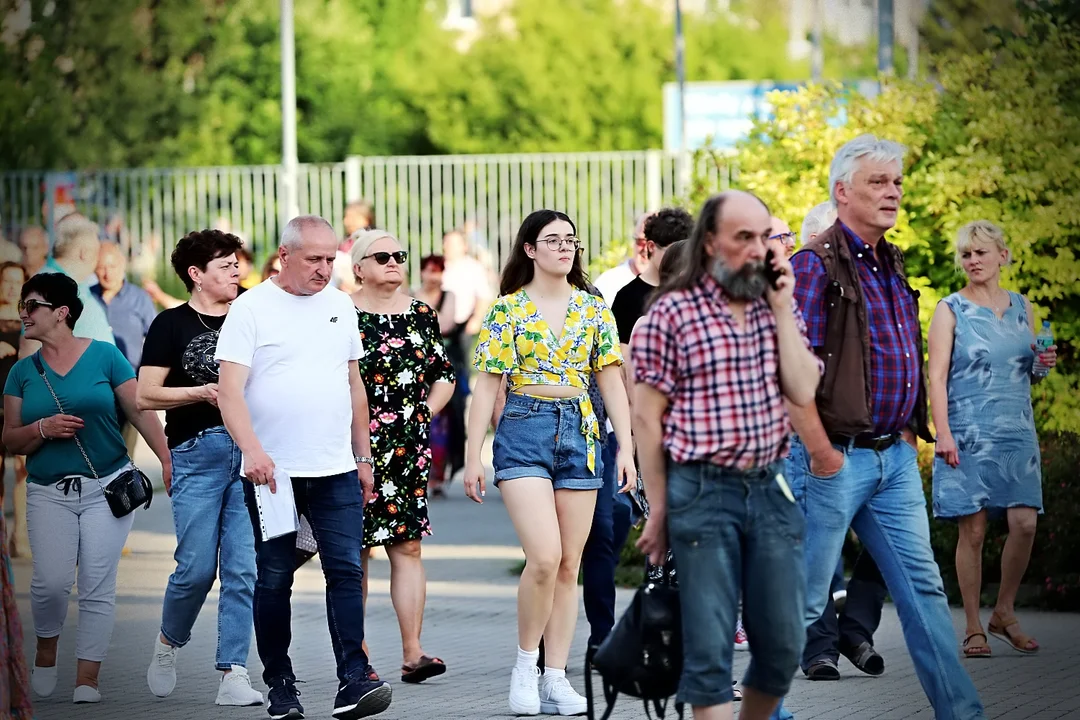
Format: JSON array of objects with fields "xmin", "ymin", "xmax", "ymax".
[{"xmin": 663, "ymin": 80, "xmax": 879, "ymax": 151}]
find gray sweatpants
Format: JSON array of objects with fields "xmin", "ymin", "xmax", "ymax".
[{"xmin": 26, "ymin": 467, "xmax": 135, "ymax": 662}]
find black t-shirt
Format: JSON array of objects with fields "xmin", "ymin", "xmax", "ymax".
[
  {"xmin": 610, "ymin": 276, "xmax": 658, "ymax": 344},
  {"xmin": 140, "ymin": 304, "xmax": 227, "ymax": 448}
]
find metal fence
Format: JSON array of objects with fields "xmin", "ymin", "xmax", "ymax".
[{"xmin": 0, "ymin": 150, "xmax": 731, "ymax": 278}]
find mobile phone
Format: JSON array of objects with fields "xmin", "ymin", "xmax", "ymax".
[{"xmin": 763, "ymin": 248, "xmax": 782, "ymax": 290}]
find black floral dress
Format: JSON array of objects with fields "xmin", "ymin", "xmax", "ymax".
[{"xmin": 356, "ymin": 300, "xmax": 455, "ymax": 547}]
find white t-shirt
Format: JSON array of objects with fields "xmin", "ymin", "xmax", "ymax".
[
  {"xmin": 442, "ymin": 256, "xmax": 491, "ymax": 325},
  {"xmin": 594, "ymin": 259, "xmax": 637, "ymax": 306},
  {"xmin": 215, "ymin": 279, "xmax": 364, "ymax": 477}
]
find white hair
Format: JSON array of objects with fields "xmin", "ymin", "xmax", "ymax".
[
  {"xmin": 52, "ymin": 216, "xmax": 100, "ymax": 259},
  {"xmin": 801, "ymin": 201, "xmax": 838, "ymax": 240},
  {"xmin": 280, "ymin": 215, "xmax": 334, "ymax": 250},
  {"xmin": 349, "ymin": 229, "xmax": 397, "ymax": 267},
  {"xmin": 828, "ymin": 134, "xmax": 907, "ymax": 205}
]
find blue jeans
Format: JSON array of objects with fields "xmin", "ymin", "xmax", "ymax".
[
  {"xmin": 243, "ymin": 472, "xmax": 369, "ymax": 686},
  {"xmin": 788, "ymin": 437, "xmax": 985, "ymax": 719},
  {"xmin": 160, "ymin": 427, "xmax": 256, "ymax": 670},
  {"xmin": 581, "ymin": 432, "xmax": 633, "ymax": 647},
  {"xmin": 666, "ymin": 460, "xmax": 805, "ymax": 707}
]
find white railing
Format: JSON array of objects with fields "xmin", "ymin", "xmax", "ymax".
[{"xmin": 0, "ymin": 151, "xmax": 730, "ymax": 275}]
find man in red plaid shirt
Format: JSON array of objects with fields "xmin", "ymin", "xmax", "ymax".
[{"xmin": 631, "ymin": 190, "xmax": 823, "ymax": 720}]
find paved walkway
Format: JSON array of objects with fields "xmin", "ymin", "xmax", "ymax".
[{"xmin": 9, "ymin": 441, "xmax": 1080, "ymax": 719}]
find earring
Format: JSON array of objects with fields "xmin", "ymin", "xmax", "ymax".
[{"xmin": 196, "ymin": 284, "xmax": 202, "ymax": 292}]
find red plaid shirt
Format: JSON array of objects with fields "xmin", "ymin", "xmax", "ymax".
[{"xmin": 631, "ymin": 274, "xmax": 821, "ymax": 469}]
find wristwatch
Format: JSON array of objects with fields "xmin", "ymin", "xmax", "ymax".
[{"xmin": 354, "ymin": 455, "xmax": 374, "ymax": 466}]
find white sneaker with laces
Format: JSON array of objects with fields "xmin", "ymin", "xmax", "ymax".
[
  {"xmin": 539, "ymin": 674, "xmax": 587, "ymax": 716},
  {"xmin": 216, "ymin": 665, "xmax": 264, "ymax": 706},
  {"xmin": 508, "ymin": 665, "xmax": 541, "ymax": 715},
  {"xmin": 31, "ymin": 665, "xmax": 57, "ymax": 697},
  {"xmin": 73, "ymin": 685, "xmax": 101, "ymax": 704},
  {"xmin": 147, "ymin": 635, "xmax": 178, "ymax": 698}
]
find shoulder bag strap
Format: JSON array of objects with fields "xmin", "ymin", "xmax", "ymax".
[{"xmin": 31, "ymin": 352, "xmax": 100, "ymax": 480}]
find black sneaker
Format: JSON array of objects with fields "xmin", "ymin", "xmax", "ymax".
[
  {"xmin": 332, "ymin": 677, "xmax": 392, "ymax": 719},
  {"xmin": 267, "ymin": 680, "xmax": 304, "ymax": 719}
]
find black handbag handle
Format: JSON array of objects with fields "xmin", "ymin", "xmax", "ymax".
[{"xmin": 32, "ymin": 352, "xmax": 101, "ymax": 480}]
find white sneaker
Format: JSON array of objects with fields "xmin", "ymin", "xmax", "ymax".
[
  {"xmin": 539, "ymin": 674, "xmax": 587, "ymax": 716},
  {"xmin": 508, "ymin": 665, "xmax": 541, "ymax": 715},
  {"xmin": 216, "ymin": 666, "xmax": 264, "ymax": 706},
  {"xmin": 31, "ymin": 665, "xmax": 57, "ymax": 697},
  {"xmin": 73, "ymin": 685, "xmax": 101, "ymax": 703},
  {"xmin": 147, "ymin": 635, "xmax": 178, "ymax": 698}
]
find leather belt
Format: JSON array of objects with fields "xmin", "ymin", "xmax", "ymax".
[{"xmin": 828, "ymin": 432, "xmax": 901, "ymax": 452}]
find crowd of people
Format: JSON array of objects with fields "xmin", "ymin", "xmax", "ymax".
[{"xmin": 0, "ymin": 133, "xmax": 1059, "ymax": 720}]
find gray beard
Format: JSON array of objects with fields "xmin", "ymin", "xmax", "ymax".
[{"xmin": 709, "ymin": 258, "xmax": 768, "ymax": 300}]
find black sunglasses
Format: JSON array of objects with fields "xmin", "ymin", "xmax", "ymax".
[
  {"xmin": 18, "ymin": 299, "xmax": 55, "ymax": 314},
  {"xmin": 363, "ymin": 251, "xmax": 408, "ymax": 265}
]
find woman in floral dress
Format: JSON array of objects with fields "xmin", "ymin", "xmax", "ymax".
[{"xmin": 349, "ymin": 230, "xmax": 456, "ymax": 684}]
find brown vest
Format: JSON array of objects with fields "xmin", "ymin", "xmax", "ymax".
[{"xmin": 796, "ymin": 222, "xmax": 933, "ymax": 442}]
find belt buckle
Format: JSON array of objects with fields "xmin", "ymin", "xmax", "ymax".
[{"xmin": 871, "ymin": 435, "xmax": 894, "ymax": 452}]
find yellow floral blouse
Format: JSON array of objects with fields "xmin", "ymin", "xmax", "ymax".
[{"xmin": 474, "ymin": 288, "xmax": 622, "ymax": 472}]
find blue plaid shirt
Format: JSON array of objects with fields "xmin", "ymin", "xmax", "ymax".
[{"xmin": 791, "ymin": 225, "xmax": 921, "ymax": 436}]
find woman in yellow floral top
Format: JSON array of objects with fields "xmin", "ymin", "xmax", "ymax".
[{"xmin": 464, "ymin": 209, "xmax": 634, "ymax": 716}]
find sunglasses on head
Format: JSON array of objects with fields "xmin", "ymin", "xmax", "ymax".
[
  {"xmin": 18, "ymin": 299, "xmax": 55, "ymax": 314},
  {"xmin": 363, "ymin": 251, "xmax": 408, "ymax": 265}
]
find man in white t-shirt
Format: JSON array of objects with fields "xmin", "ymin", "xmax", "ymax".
[
  {"xmin": 594, "ymin": 212, "xmax": 653, "ymax": 306},
  {"xmin": 216, "ymin": 215, "xmax": 392, "ymax": 720}
]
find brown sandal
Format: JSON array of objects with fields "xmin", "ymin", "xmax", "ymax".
[
  {"xmin": 962, "ymin": 632, "xmax": 991, "ymax": 658},
  {"xmin": 988, "ymin": 613, "xmax": 1039, "ymax": 654}
]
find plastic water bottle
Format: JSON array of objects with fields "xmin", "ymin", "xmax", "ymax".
[{"xmin": 1033, "ymin": 321, "xmax": 1054, "ymax": 378}]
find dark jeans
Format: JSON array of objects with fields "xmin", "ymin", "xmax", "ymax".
[
  {"xmin": 802, "ymin": 549, "xmax": 887, "ymax": 671},
  {"xmin": 243, "ymin": 472, "xmax": 369, "ymax": 686},
  {"xmin": 581, "ymin": 432, "xmax": 633, "ymax": 647}
]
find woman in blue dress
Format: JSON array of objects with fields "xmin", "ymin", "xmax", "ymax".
[{"xmin": 927, "ymin": 220, "xmax": 1057, "ymax": 659}]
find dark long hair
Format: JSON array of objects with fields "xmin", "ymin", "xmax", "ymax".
[
  {"xmin": 499, "ymin": 210, "xmax": 589, "ymax": 296},
  {"xmin": 652, "ymin": 191, "xmax": 769, "ymax": 303}
]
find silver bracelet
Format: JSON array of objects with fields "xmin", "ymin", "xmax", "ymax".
[{"xmin": 38, "ymin": 419, "xmax": 47, "ymax": 440}]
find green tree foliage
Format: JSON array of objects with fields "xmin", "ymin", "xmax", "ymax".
[
  {"xmin": 1, "ymin": 0, "xmax": 830, "ymax": 169},
  {"xmin": 733, "ymin": 8, "xmax": 1080, "ymax": 433}
]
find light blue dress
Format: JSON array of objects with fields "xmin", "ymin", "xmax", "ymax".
[{"xmin": 932, "ymin": 291, "xmax": 1042, "ymax": 518}]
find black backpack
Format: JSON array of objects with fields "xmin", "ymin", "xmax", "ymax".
[{"xmin": 586, "ymin": 578, "xmax": 684, "ymax": 720}]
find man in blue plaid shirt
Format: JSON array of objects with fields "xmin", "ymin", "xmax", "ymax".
[{"xmin": 785, "ymin": 135, "xmax": 984, "ymax": 719}]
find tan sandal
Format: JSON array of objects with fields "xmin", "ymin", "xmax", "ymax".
[
  {"xmin": 962, "ymin": 632, "xmax": 991, "ymax": 658},
  {"xmin": 988, "ymin": 613, "xmax": 1039, "ymax": 654}
]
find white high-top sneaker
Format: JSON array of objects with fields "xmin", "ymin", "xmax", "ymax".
[
  {"xmin": 539, "ymin": 674, "xmax": 587, "ymax": 716},
  {"xmin": 216, "ymin": 666, "xmax": 264, "ymax": 706},
  {"xmin": 147, "ymin": 635, "xmax": 178, "ymax": 698},
  {"xmin": 508, "ymin": 665, "xmax": 541, "ymax": 715}
]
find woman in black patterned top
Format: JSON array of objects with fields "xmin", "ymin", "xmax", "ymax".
[{"xmin": 349, "ymin": 230, "xmax": 456, "ymax": 684}]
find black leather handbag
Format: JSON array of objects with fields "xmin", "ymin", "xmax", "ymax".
[
  {"xmin": 33, "ymin": 353, "xmax": 152, "ymax": 518},
  {"xmin": 586, "ymin": 577, "xmax": 684, "ymax": 720}
]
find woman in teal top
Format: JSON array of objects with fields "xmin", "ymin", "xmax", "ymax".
[{"xmin": 1, "ymin": 273, "xmax": 169, "ymax": 705}]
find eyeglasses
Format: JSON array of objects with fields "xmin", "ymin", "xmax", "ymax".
[
  {"xmin": 18, "ymin": 299, "xmax": 55, "ymax": 314},
  {"xmin": 769, "ymin": 231, "xmax": 798, "ymax": 247},
  {"xmin": 535, "ymin": 235, "xmax": 581, "ymax": 251},
  {"xmin": 363, "ymin": 251, "xmax": 408, "ymax": 265}
]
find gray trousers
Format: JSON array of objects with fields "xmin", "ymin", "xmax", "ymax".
[{"xmin": 26, "ymin": 468, "xmax": 134, "ymax": 662}]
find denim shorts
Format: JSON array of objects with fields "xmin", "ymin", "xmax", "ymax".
[
  {"xmin": 666, "ymin": 460, "xmax": 806, "ymax": 706},
  {"xmin": 492, "ymin": 393, "xmax": 604, "ymax": 491}
]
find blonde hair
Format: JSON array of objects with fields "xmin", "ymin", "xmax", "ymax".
[
  {"xmin": 348, "ymin": 229, "xmax": 398, "ymax": 268},
  {"xmin": 954, "ymin": 220, "xmax": 1011, "ymax": 267}
]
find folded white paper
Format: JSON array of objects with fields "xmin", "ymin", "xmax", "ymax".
[{"xmin": 252, "ymin": 468, "xmax": 300, "ymax": 541}]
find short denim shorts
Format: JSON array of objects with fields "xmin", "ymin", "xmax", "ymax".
[{"xmin": 492, "ymin": 393, "xmax": 604, "ymax": 491}]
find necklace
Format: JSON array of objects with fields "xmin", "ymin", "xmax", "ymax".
[{"xmin": 190, "ymin": 305, "xmax": 225, "ymax": 335}]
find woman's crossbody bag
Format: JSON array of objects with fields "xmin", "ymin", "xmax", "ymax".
[{"xmin": 32, "ymin": 352, "xmax": 153, "ymax": 517}]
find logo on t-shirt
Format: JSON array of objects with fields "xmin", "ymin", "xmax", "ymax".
[
  {"xmin": 330, "ymin": 316, "xmax": 338, "ymax": 323},
  {"xmin": 182, "ymin": 332, "xmax": 220, "ymax": 384}
]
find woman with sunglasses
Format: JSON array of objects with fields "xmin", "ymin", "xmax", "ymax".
[
  {"xmin": 137, "ymin": 229, "xmax": 263, "ymax": 706},
  {"xmin": 2, "ymin": 273, "xmax": 169, "ymax": 705},
  {"xmin": 464, "ymin": 209, "xmax": 634, "ymax": 716},
  {"xmin": 348, "ymin": 231, "xmax": 457, "ymax": 684}
]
